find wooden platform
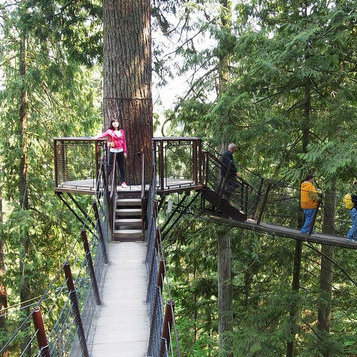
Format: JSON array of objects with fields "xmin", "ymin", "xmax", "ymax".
[
  {"xmin": 209, "ymin": 216, "xmax": 357, "ymax": 250},
  {"xmin": 88, "ymin": 242, "xmax": 149, "ymax": 357},
  {"xmin": 55, "ymin": 178, "xmax": 204, "ymax": 195}
]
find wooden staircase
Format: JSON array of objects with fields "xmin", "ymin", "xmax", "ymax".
[{"xmin": 113, "ymin": 196, "xmax": 144, "ymax": 242}]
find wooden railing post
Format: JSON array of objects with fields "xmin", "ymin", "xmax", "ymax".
[
  {"xmin": 81, "ymin": 230, "xmax": 101, "ymax": 305},
  {"xmin": 257, "ymin": 182, "xmax": 272, "ymax": 225},
  {"xmin": 156, "ymin": 259, "xmax": 166, "ymax": 292},
  {"xmin": 160, "ymin": 300, "xmax": 175, "ymax": 356},
  {"xmin": 92, "ymin": 202, "xmax": 109, "ymax": 264},
  {"xmin": 63, "ymin": 263, "xmax": 89, "ymax": 357},
  {"xmin": 32, "ymin": 308, "xmax": 50, "ymax": 357}
]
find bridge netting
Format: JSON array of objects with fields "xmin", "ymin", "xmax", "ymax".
[{"xmin": 1, "ymin": 140, "xmax": 182, "ymax": 357}]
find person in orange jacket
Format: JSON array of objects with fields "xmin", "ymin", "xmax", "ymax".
[{"xmin": 300, "ymin": 174, "xmax": 320, "ymax": 234}]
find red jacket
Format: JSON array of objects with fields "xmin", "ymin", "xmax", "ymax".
[{"xmin": 96, "ymin": 129, "xmax": 127, "ymax": 154}]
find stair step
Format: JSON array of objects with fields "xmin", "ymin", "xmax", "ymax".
[
  {"xmin": 117, "ymin": 198, "xmax": 142, "ymax": 207},
  {"xmin": 113, "ymin": 229, "xmax": 143, "ymax": 239},
  {"xmin": 115, "ymin": 218, "xmax": 142, "ymax": 227},
  {"xmin": 116, "ymin": 208, "xmax": 142, "ymax": 216}
]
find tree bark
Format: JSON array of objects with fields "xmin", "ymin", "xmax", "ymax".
[
  {"xmin": 317, "ymin": 184, "xmax": 336, "ymax": 357},
  {"xmin": 218, "ymin": 228, "xmax": 233, "ymax": 357},
  {"xmin": 0, "ymin": 167, "xmax": 7, "ymax": 329},
  {"xmin": 103, "ymin": 0, "xmax": 153, "ymax": 184},
  {"xmin": 286, "ymin": 78, "xmax": 311, "ymax": 357},
  {"xmin": 19, "ymin": 30, "xmax": 31, "ymax": 356}
]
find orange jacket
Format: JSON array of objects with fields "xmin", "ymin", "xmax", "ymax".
[{"xmin": 300, "ymin": 181, "xmax": 318, "ymax": 209}]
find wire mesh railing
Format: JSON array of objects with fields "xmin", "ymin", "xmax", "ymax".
[
  {"xmin": 145, "ymin": 162, "xmax": 181, "ymax": 357},
  {"xmin": 0, "ymin": 160, "xmax": 110, "ymax": 357}
]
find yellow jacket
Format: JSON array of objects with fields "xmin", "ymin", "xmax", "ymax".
[{"xmin": 300, "ymin": 181, "xmax": 319, "ymax": 209}]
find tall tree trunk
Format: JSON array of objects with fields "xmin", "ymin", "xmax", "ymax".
[
  {"xmin": 0, "ymin": 167, "xmax": 8, "ymax": 329},
  {"xmin": 217, "ymin": 3, "xmax": 233, "ymax": 356},
  {"xmin": 103, "ymin": 0, "xmax": 153, "ymax": 184},
  {"xmin": 218, "ymin": 228, "xmax": 233, "ymax": 357},
  {"xmin": 19, "ymin": 31, "xmax": 31, "ymax": 356},
  {"xmin": 317, "ymin": 183, "xmax": 336, "ymax": 357},
  {"xmin": 286, "ymin": 78, "xmax": 311, "ymax": 357}
]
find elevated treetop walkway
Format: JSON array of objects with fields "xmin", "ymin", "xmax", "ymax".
[{"xmin": 53, "ymin": 136, "xmax": 357, "ymax": 250}]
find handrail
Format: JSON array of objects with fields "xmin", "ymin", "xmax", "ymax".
[{"xmin": 141, "ymin": 151, "xmax": 145, "ymax": 200}]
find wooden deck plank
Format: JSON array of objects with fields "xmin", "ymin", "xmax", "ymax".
[
  {"xmin": 88, "ymin": 242, "xmax": 149, "ymax": 357},
  {"xmin": 209, "ymin": 216, "xmax": 357, "ymax": 250},
  {"xmin": 55, "ymin": 178, "xmax": 204, "ymax": 195}
]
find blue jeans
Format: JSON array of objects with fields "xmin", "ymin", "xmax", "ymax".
[
  {"xmin": 301, "ymin": 209, "xmax": 316, "ymax": 233},
  {"xmin": 347, "ymin": 208, "xmax": 357, "ymax": 240}
]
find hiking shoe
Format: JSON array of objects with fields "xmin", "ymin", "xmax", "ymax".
[
  {"xmin": 347, "ymin": 237, "xmax": 355, "ymax": 242},
  {"xmin": 121, "ymin": 182, "xmax": 128, "ymax": 188}
]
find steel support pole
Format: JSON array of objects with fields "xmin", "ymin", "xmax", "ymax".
[
  {"xmin": 32, "ymin": 308, "xmax": 50, "ymax": 357},
  {"xmin": 63, "ymin": 263, "xmax": 89, "ymax": 357},
  {"xmin": 81, "ymin": 230, "xmax": 101, "ymax": 305}
]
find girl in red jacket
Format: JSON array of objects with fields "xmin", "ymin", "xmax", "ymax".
[{"xmin": 93, "ymin": 120, "xmax": 128, "ymax": 188}]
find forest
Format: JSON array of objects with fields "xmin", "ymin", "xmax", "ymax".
[{"xmin": 0, "ymin": 0, "xmax": 357, "ymax": 356}]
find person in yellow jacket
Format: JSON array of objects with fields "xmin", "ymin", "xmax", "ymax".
[{"xmin": 300, "ymin": 174, "xmax": 320, "ymax": 233}]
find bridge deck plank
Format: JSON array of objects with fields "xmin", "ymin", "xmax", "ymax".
[
  {"xmin": 88, "ymin": 242, "xmax": 149, "ymax": 356},
  {"xmin": 209, "ymin": 216, "xmax": 357, "ymax": 250}
]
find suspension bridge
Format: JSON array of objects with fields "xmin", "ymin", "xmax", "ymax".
[{"xmin": 1, "ymin": 136, "xmax": 355, "ymax": 356}]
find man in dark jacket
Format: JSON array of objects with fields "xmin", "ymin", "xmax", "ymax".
[{"xmin": 221, "ymin": 143, "xmax": 241, "ymax": 200}]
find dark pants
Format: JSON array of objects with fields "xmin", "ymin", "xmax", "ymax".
[
  {"xmin": 222, "ymin": 176, "xmax": 240, "ymax": 200},
  {"xmin": 108, "ymin": 151, "xmax": 126, "ymax": 183}
]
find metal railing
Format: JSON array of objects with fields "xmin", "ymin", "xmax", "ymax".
[
  {"xmin": 153, "ymin": 137, "xmax": 203, "ymax": 193},
  {"xmin": 54, "ymin": 138, "xmax": 107, "ymax": 193},
  {"xmin": 145, "ymin": 160, "xmax": 181, "ymax": 357},
  {"xmin": 0, "ymin": 160, "xmax": 110, "ymax": 357}
]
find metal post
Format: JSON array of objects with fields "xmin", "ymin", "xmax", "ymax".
[
  {"xmin": 92, "ymin": 202, "xmax": 109, "ymax": 264},
  {"xmin": 257, "ymin": 182, "xmax": 272, "ymax": 225},
  {"xmin": 245, "ymin": 184, "xmax": 249, "ymax": 214},
  {"xmin": 54, "ymin": 139, "xmax": 58, "ymax": 188},
  {"xmin": 308, "ymin": 199, "xmax": 321, "ymax": 236},
  {"xmin": 60, "ymin": 140, "xmax": 66, "ymax": 182},
  {"xmin": 252, "ymin": 178, "xmax": 264, "ymax": 220},
  {"xmin": 81, "ymin": 230, "xmax": 101, "ymax": 305},
  {"xmin": 63, "ymin": 263, "xmax": 89, "ymax": 357},
  {"xmin": 160, "ymin": 300, "xmax": 175, "ymax": 356},
  {"xmin": 95, "ymin": 140, "xmax": 100, "ymax": 181},
  {"xmin": 192, "ymin": 140, "xmax": 198, "ymax": 185},
  {"xmin": 32, "ymin": 308, "xmax": 50, "ymax": 357},
  {"xmin": 159, "ymin": 141, "xmax": 165, "ymax": 191},
  {"xmin": 198, "ymin": 140, "xmax": 202, "ymax": 184}
]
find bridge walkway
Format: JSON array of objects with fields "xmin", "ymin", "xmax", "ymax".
[{"xmin": 88, "ymin": 242, "xmax": 149, "ymax": 357}]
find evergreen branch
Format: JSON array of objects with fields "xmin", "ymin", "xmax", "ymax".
[
  {"xmin": 161, "ymin": 22, "xmax": 212, "ymax": 60},
  {"xmin": 161, "ymin": 65, "xmax": 218, "ymax": 136}
]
